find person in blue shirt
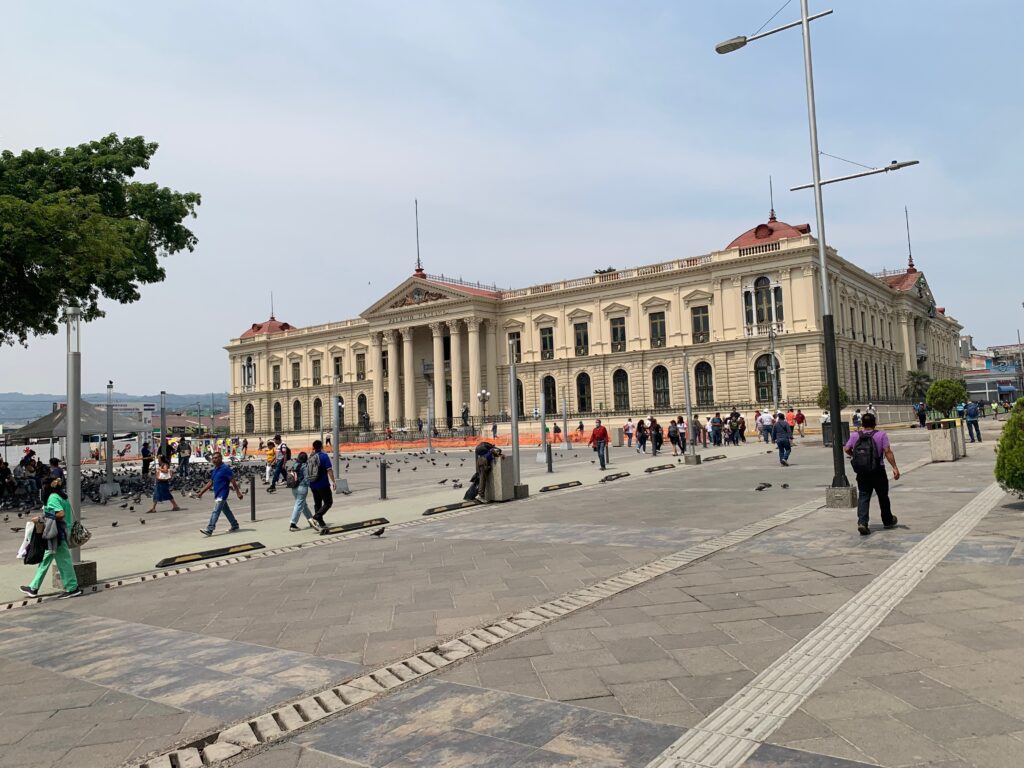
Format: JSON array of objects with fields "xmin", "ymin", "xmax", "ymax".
[
  {"xmin": 308, "ymin": 439, "xmax": 336, "ymax": 531},
  {"xmin": 196, "ymin": 451, "xmax": 243, "ymax": 536},
  {"xmin": 965, "ymin": 400, "xmax": 982, "ymax": 443}
]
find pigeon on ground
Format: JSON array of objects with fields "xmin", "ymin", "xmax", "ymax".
[
  {"xmin": 412, "ymin": 467, "xmax": 417, "ymax": 471},
  {"xmin": 111, "ymin": 521, "xmax": 118, "ymax": 527},
  {"xmin": 128, "ymin": 506, "xmax": 134, "ymax": 512},
  {"xmin": 371, "ymin": 527, "xmax": 385, "ymax": 537},
  {"xmin": 120, "ymin": 503, "xmax": 128, "ymax": 509},
  {"xmin": 139, "ymin": 519, "xmax": 146, "ymax": 524},
  {"xmin": 781, "ymin": 483, "xmax": 790, "ymax": 489},
  {"xmin": 438, "ymin": 479, "xmax": 448, "ymax": 484},
  {"xmin": 9, "ymin": 527, "xmax": 20, "ymax": 533},
  {"xmin": 755, "ymin": 482, "xmax": 772, "ymax": 492}
]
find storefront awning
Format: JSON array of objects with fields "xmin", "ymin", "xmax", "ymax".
[{"xmin": 997, "ymin": 384, "xmax": 1017, "ymax": 393}]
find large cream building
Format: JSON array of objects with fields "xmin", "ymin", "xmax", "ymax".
[{"xmin": 226, "ymin": 212, "xmax": 961, "ymax": 438}]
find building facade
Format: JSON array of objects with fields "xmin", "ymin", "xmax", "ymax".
[{"xmin": 226, "ymin": 213, "xmax": 962, "ymax": 438}]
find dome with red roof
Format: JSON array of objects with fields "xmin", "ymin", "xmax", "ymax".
[
  {"xmin": 726, "ymin": 211, "xmax": 811, "ymax": 250},
  {"xmin": 240, "ymin": 315, "xmax": 293, "ymax": 338}
]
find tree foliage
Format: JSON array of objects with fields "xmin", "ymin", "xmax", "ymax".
[
  {"xmin": 926, "ymin": 378, "xmax": 968, "ymax": 416},
  {"xmin": 902, "ymin": 369, "xmax": 933, "ymax": 400},
  {"xmin": 995, "ymin": 399, "xmax": 1024, "ymax": 497},
  {"xmin": 0, "ymin": 134, "xmax": 200, "ymax": 345},
  {"xmin": 816, "ymin": 385, "xmax": 849, "ymax": 412}
]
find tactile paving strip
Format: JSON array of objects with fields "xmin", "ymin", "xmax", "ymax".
[
  {"xmin": 131, "ymin": 498, "xmax": 825, "ymax": 767},
  {"xmin": 646, "ymin": 480, "xmax": 1006, "ymax": 768}
]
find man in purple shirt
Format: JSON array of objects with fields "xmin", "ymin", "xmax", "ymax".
[{"xmin": 844, "ymin": 413, "xmax": 900, "ymax": 535}]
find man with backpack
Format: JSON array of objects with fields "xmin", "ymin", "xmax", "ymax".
[
  {"xmin": 965, "ymin": 401, "xmax": 982, "ymax": 443},
  {"xmin": 844, "ymin": 412, "xmax": 900, "ymax": 536},
  {"xmin": 308, "ymin": 439, "xmax": 335, "ymax": 531}
]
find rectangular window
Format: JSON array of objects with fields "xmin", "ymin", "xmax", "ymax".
[
  {"xmin": 574, "ymin": 322, "xmax": 589, "ymax": 356},
  {"xmin": 871, "ymin": 317, "xmax": 876, "ymax": 346},
  {"xmin": 888, "ymin": 321, "xmax": 893, "ymax": 350},
  {"xmin": 861, "ymin": 311, "xmax": 866, "ymax": 342},
  {"xmin": 691, "ymin": 306, "xmax": 710, "ymax": 343},
  {"xmin": 333, "ymin": 356, "xmax": 342, "ymax": 381},
  {"xmin": 356, "ymin": 353, "xmax": 366, "ymax": 381},
  {"xmin": 540, "ymin": 327, "xmax": 554, "ymax": 360},
  {"xmin": 649, "ymin": 312, "xmax": 666, "ymax": 348},
  {"xmin": 312, "ymin": 359, "xmax": 321, "ymax": 386},
  {"xmin": 291, "ymin": 361, "xmax": 300, "ymax": 388},
  {"xmin": 381, "ymin": 350, "xmax": 388, "ymax": 377},
  {"xmin": 850, "ymin": 307, "xmax": 856, "ymax": 339},
  {"xmin": 610, "ymin": 317, "xmax": 626, "ymax": 352},
  {"xmin": 508, "ymin": 331, "xmax": 521, "ymax": 363},
  {"xmin": 272, "ymin": 365, "xmax": 281, "ymax": 390}
]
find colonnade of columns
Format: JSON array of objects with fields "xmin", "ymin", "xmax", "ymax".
[{"xmin": 366, "ymin": 317, "xmax": 500, "ymax": 424}]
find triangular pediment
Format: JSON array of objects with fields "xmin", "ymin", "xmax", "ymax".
[
  {"xmin": 567, "ymin": 308, "xmax": 593, "ymax": 321},
  {"xmin": 681, "ymin": 289, "xmax": 714, "ymax": 306},
  {"xmin": 362, "ymin": 275, "xmax": 497, "ymax": 319},
  {"xmin": 533, "ymin": 313, "xmax": 558, "ymax": 325},
  {"xmin": 602, "ymin": 302, "xmax": 631, "ymax": 316},
  {"xmin": 641, "ymin": 295, "xmax": 671, "ymax": 311}
]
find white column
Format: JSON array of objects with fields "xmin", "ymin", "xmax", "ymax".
[
  {"xmin": 448, "ymin": 319, "xmax": 464, "ymax": 423},
  {"xmin": 485, "ymin": 320, "xmax": 498, "ymax": 402},
  {"xmin": 467, "ymin": 318, "xmax": 482, "ymax": 419},
  {"xmin": 370, "ymin": 332, "xmax": 384, "ymax": 425},
  {"xmin": 384, "ymin": 329, "xmax": 400, "ymax": 424},
  {"xmin": 430, "ymin": 322, "xmax": 447, "ymax": 427},
  {"xmin": 401, "ymin": 326, "xmax": 416, "ymax": 425}
]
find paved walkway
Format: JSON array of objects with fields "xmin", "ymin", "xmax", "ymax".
[{"xmin": 1, "ymin": 427, "xmax": 1019, "ymax": 768}]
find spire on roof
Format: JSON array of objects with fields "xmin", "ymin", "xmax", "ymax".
[
  {"xmin": 768, "ymin": 176, "xmax": 776, "ymax": 222},
  {"xmin": 905, "ymin": 206, "xmax": 917, "ymax": 273},
  {"xmin": 413, "ymin": 198, "xmax": 426, "ymax": 278}
]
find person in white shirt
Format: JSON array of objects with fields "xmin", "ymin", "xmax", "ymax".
[{"xmin": 758, "ymin": 411, "xmax": 774, "ymax": 443}]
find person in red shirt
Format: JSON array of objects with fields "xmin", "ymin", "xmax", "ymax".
[
  {"xmin": 588, "ymin": 419, "xmax": 610, "ymax": 470},
  {"xmin": 795, "ymin": 409, "xmax": 806, "ymax": 438}
]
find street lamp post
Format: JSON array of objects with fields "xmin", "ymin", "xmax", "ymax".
[
  {"xmin": 99, "ymin": 380, "xmax": 120, "ymax": 500},
  {"xmin": 682, "ymin": 349, "xmax": 700, "ymax": 464},
  {"xmin": 477, "ymin": 389, "xmax": 491, "ymax": 428},
  {"xmin": 159, "ymin": 390, "xmax": 167, "ymax": 462},
  {"xmin": 716, "ymin": 3, "xmax": 916, "ymax": 506},
  {"xmin": 66, "ymin": 307, "xmax": 82, "ymax": 563},
  {"xmin": 769, "ymin": 326, "xmax": 780, "ymax": 415},
  {"xmin": 508, "ymin": 340, "xmax": 520, "ymax": 488}
]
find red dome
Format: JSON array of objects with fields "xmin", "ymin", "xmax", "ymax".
[
  {"xmin": 240, "ymin": 316, "xmax": 293, "ymax": 338},
  {"xmin": 726, "ymin": 211, "xmax": 811, "ymax": 250}
]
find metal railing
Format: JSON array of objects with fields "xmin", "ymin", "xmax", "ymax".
[{"xmin": 745, "ymin": 322, "xmax": 784, "ymax": 337}]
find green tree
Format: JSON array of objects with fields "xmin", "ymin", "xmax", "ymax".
[
  {"xmin": 902, "ymin": 369, "xmax": 933, "ymax": 400},
  {"xmin": 926, "ymin": 378, "xmax": 968, "ymax": 416},
  {"xmin": 816, "ymin": 385, "xmax": 850, "ymax": 411},
  {"xmin": 995, "ymin": 399, "xmax": 1024, "ymax": 497},
  {"xmin": 0, "ymin": 134, "xmax": 200, "ymax": 345}
]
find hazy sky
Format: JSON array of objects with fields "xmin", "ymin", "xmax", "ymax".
[{"xmin": 1, "ymin": 1, "xmax": 1019, "ymax": 394}]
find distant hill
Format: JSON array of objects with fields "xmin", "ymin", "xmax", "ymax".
[{"xmin": 0, "ymin": 392, "xmax": 229, "ymax": 427}]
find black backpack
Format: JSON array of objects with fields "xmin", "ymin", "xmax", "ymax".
[
  {"xmin": 307, "ymin": 452, "xmax": 322, "ymax": 484},
  {"xmin": 850, "ymin": 432, "xmax": 878, "ymax": 474}
]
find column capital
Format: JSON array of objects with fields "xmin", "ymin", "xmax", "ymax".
[
  {"xmin": 429, "ymin": 321, "xmax": 446, "ymax": 336},
  {"xmin": 382, "ymin": 329, "xmax": 396, "ymax": 344},
  {"xmin": 399, "ymin": 326, "xmax": 415, "ymax": 338},
  {"xmin": 447, "ymin": 318, "xmax": 462, "ymax": 334},
  {"xmin": 466, "ymin": 317, "xmax": 482, "ymax": 332},
  {"xmin": 369, "ymin": 331, "xmax": 382, "ymax": 347}
]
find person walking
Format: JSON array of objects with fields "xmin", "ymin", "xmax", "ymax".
[
  {"xmin": 650, "ymin": 418, "xmax": 663, "ymax": 456},
  {"xmin": 772, "ymin": 411, "xmax": 793, "ymax": 466},
  {"xmin": 241, "ymin": 437, "xmax": 248, "ymax": 456},
  {"xmin": 916, "ymin": 402, "xmax": 927, "ymax": 428},
  {"xmin": 635, "ymin": 419, "xmax": 648, "ymax": 454},
  {"xmin": 19, "ymin": 480, "xmax": 81, "ymax": 598},
  {"xmin": 308, "ymin": 439, "xmax": 336, "ymax": 531},
  {"xmin": 677, "ymin": 415, "xmax": 688, "ymax": 453},
  {"xmin": 267, "ymin": 435, "xmax": 289, "ymax": 493},
  {"xmin": 758, "ymin": 410, "xmax": 774, "ymax": 443},
  {"xmin": 668, "ymin": 419, "xmax": 680, "ymax": 455},
  {"xmin": 197, "ymin": 451, "xmax": 243, "ymax": 536},
  {"xmin": 709, "ymin": 413, "xmax": 723, "ymax": 447},
  {"xmin": 965, "ymin": 400, "xmax": 982, "ymax": 442},
  {"xmin": 727, "ymin": 413, "xmax": 740, "ymax": 446},
  {"xmin": 588, "ymin": 419, "xmax": 610, "ymax": 470},
  {"xmin": 844, "ymin": 413, "xmax": 900, "ymax": 536},
  {"xmin": 177, "ymin": 439, "xmax": 192, "ymax": 479},
  {"xmin": 147, "ymin": 457, "xmax": 181, "ymax": 513},
  {"xmin": 288, "ymin": 452, "xmax": 316, "ymax": 531},
  {"xmin": 795, "ymin": 409, "xmax": 806, "ymax": 438},
  {"xmin": 141, "ymin": 441, "xmax": 153, "ymax": 476},
  {"xmin": 624, "ymin": 418, "xmax": 634, "ymax": 448},
  {"xmin": 264, "ymin": 440, "xmax": 276, "ymax": 484},
  {"xmin": 852, "ymin": 409, "xmax": 863, "ymax": 429}
]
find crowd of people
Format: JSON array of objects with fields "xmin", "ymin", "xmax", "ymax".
[{"xmin": 0, "ymin": 450, "xmax": 64, "ymax": 504}]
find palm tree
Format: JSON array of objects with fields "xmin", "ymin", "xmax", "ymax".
[{"xmin": 902, "ymin": 369, "xmax": 932, "ymax": 400}]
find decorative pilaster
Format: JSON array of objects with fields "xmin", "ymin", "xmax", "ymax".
[
  {"xmin": 429, "ymin": 322, "xmax": 447, "ymax": 427},
  {"xmin": 383, "ymin": 330, "xmax": 400, "ymax": 424},
  {"xmin": 401, "ymin": 327, "xmax": 416, "ymax": 424},
  {"xmin": 370, "ymin": 332, "xmax": 384, "ymax": 425},
  {"xmin": 467, "ymin": 318, "xmax": 482, "ymax": 419},
  {"xmin": 448, "ymin": 319, "xmax": 464, "ymax": 424}
]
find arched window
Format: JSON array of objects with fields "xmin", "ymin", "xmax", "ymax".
[
  {"xmin": 244, "ymin": 404, "xmax": 255, "ymax": 433},
  {"xmin": 695, "ymin": 362, "xmax": 714, "ymax": 407},
  {"xmin": 576, "ymin": 372, "xmax": 592, "ymax": 413},
  {"xmin": 874, "ymin": 364, "xmax": 880, "ymax": 399},
  {"xmin": 516, "ymin": 379, "xmax": 525, "ymax": 418},
  {"xmin": 293, "ymin": 400, "xmax": 302, "ymax": 431},
  {"xmin": 612, "ymin": 369, "xmax": 630, "ymax": 410},
  {"xmin": 543, "ymin": 376, "xmax": 557, "ymax": 414},
  {"xmin": 754, "ymin": 354, "xmax": 780, "ymax": 403},
  {"xmin": 357, "ymin": 393, "xmax": 367, "ymax": 419},
  {"xmin": 273, "ymin": 401, "xmax": 282, "ymax": 433},
  {"xmin": 744, "ymin": 276, "xmax": 783, "ymax": 329},
  {"xmin": 854, "ymin": 360, "xmax": 861, "ymax": 400},
  {"xmin": 313, "ymin": 398, "xmax": 322, "ymax": 431},
  {"xmin": 652, "ymin": 365, "xmax": 670, "ymax": 409}
]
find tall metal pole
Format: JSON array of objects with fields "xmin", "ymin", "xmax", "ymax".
[
  {"xmin": 66, "ymin": 307, "xmax": 82, "ymax": 564},
  {"xmin": 159, "ymin": 390, "xmax": 167, "ymax": 461},
  {"xmin": 426, "ymin": 380, "xmax": 435, "ymax": 454},
  {"xmin": 105, "ymin": 381, "xmax": 114, "ymax": 484},
  {"xmin": 800, "ymin": 0, "xmax": 849, "ymax": 490},
  {"xmin": 211, "ymin": 392, "xmax": 215, "ymax": 437},
  {"xmin": 683, "ymin": 349, "xmax": 697, "ymax": 458},
  {"xmin": 509, "ymin": 339, "xmax": 520, "ymax": 485},
  {"xmin": 1017, "ymin": 329, "xmax": 1024, "ymax": 399},
  {"xmin": 332, "ymin": 381, "xmax": 341, "ymax": 473},
  {"xmin": 561, "ymin": 384, "xmax": 570, "ymax": 449}
]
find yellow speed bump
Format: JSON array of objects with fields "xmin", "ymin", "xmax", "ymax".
[{"xmin": 155, "ymin": 542, "xmax": 265, "ymax": 569}]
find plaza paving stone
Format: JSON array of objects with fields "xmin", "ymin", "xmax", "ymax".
[{"xmin": 3, "ymin": 424, "xmax": 1023, "ymax": 767}]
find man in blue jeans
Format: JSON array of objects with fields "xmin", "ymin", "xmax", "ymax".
[
  {"xmin": 267, "ymin": 434, "xmax": 289, "ymax": 492},
  {"xmin": 772, "ymin": 412, "xmax": 793, "ymax": 466},
  {"xmin": 588, "ymin": 419, "xmax": 610, "ymax": 470},
  {"xmin": 196, "ymin": 452, "xmax": 244, "ymax": 536},
  {"xmin": 965, "ymin": 401, "xmax": 982, "ymax": 442}
]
